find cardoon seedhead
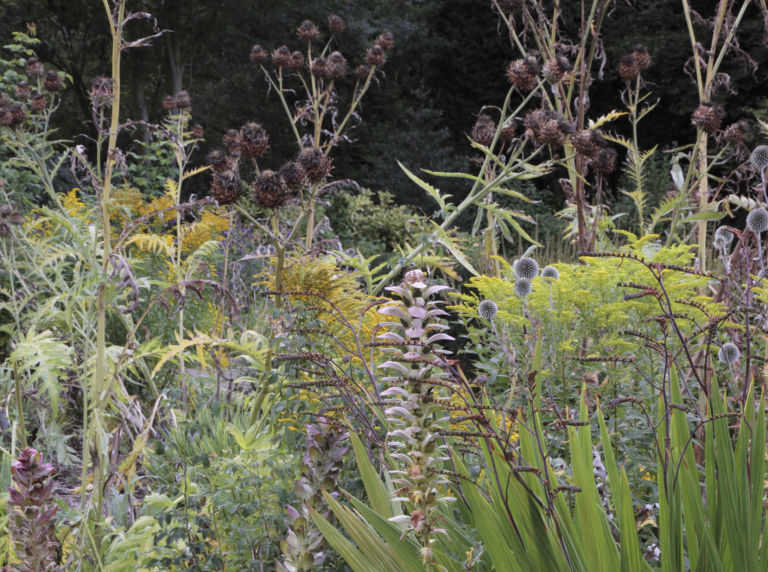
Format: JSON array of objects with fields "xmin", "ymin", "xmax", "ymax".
[
  {"xmin": 253, "ymin": 170, "xmax": 291, "ymax": 209},
  {"xmin": 310, "ymin": 56, "xmax": 328, "ymax": 79},
  {"xmin": 0, "ymin": 103, "xmax": 26, "ymax": 129},
  {"xmin": 326, "ymin": 51, "xmax": 348, "ymax": 80},
  {"xmin": 31, "ymin": 91, "xmax": 46, "ymax": 112},
  {"xmin": 618, "ymin": 53, "xmax": 639, "ymax": 81},
  {"xmin": 240, "ymin": 122, "xmax": 269, "ymax": 159},
  {"xmin": 297, "ymin": 147, "xmax": 332, "ymax": 183},
  {"xmin": 25, "ymin": 57, "xmax": 44, "ymax": 78},
  {"xmin": 632, "ymin": 44, "xmax": 651, "ymax": 70},
  {"xmin": 271, "ymin": 45, "xmax": 292, "ymax": 67},
  {"xmin": 513, "ymin": 256, "xmax": 539, "ymax": 280},
  {"xmin": 209, "ymin": 169, "xmax": 242, "ymax": 205},
  {"xmin": 471, "ymin": 114, "xmax": 496, "ymax": 146},
  {"xmin": 0, "ymin": 203, "xmax": 24, "ymax": 237},
  {"xmin": 250, "ymin": 44, "xmax": 268, "ymax": 65},
  {"xmin": 15, "ymin": 81, "xmax": 30, "ymax": 100},
  {"xmin": 192, "ymin": 123, "xmax": 204, "ymax": 138},
  {"xmin": 279, "ymin": 161, "xmax": 307, "ymax": 191},
  {"xmin": 506, "ymin": 56, "xmax": 539, "ymax": 91},
  {"xmin": 355, "ymin": 64, "xmax": 371, "ymax": 79},
  {"xmin": 514, "ymin": 278, "xmax": 533, "ymax": 298},
  {"xmin": 173, "ymin": 90, "xmax": 192, "ymax": 110},
  {"xmin": 328, "ymin": 14, "xmax": 346, "ymax": 34},
  {"xmin": 90, "ymin": 75, "xmax": 114, "ymax": 106},
  {"xmin": 747, "ymin": 207, "xmax": 768, "ymax": 233},
  {"xmin": 297, "ymin": 20, "xmax": 320, "ymax": 42},
  {"xmin": 43, "ymin": 70, "xmax": 63, "ymax": 92},
  {"xmin": 724, "ymin": 120, "xmax": 749, "ymax": 145},
  {"xmin": 206, "ymin": 149, "xmax": 232, "ymax": 173},
  {"xmin": 541, "ymin": 266, "xmax": 560, "ymax": 280},
  {"xmin": 223, "ymin": 128, "xmax": 242, "ymax": 155},
  {"xmin": 365, "ymin": 44, "xmax": 387, "ymax": 67},
  {"xmin": 288, "ymin": 51, "xmax": 305, "ymax": 70},
  {"xmin": 161, "ymin": 95, "xmax": 174, "ymax": 110},
  {"xmin": 524, "ymin": 109, "xmax": 572, "ymax": 147},
  {"xmin": 593, "ymin": 147, "xmax": 618, "ymax": 174},
  {"xmin": 499, "ymin": 118, "xmax": 517, "ymax": 141},
  {"xmin": 478, "ymin": 299, "xmax": 498, "ymax": 320},
  {"xmin": 718, "ymin": 342, "xmax": 740, "ymax": 364},
  {"xmin": 571, "ymin": 129, "xmax": 604, "ymax": 159},
  {"xmin": 543, "ymin": 54, "xmax": 571, "ymax": 84},
  {"xmin": 691, "ymin": 103, "xmax": 724, "ymax": 134},
  {"xmin": 750, "ymin": 145, "xmax": 768, "ymax": 171},
  {"xmin": 377, "ymin": 31, "xmax": 395, "ymax": 51}
]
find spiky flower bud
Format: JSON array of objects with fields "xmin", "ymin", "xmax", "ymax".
[
  {"xmin": 209, "ymin": 169, "xmax": 242, "ymax": 205},
  {"xmin": 328, "ymin": 14, "xmax": 346, "ymax": 34},
  {"xmin": 240, "ymin": 122, "xmax": 269, "ymax": 159},
  {"xmin": 724, "ymin": 120, "xmax": 749, "ymax": 145},
  {"xmin": 524, "ymin": 109, "xmax": 573, "ymax": 147},
  {"xmin": 206, "ymin": 150, "xmax": 232, "ymax": 173},
  {"xmin": 272, "ymin": 45, "xmax": 292, "ymax": 67},
  {"xmin": 223, "ymin": 129, "xmax": 242, "ymax": 156},
  {"xmin": 288, "ymin": 51, "xmax": 306, "ymax": 70},
  {"xmin": 718, "ymin": 342, "xmax": 740, "ymax": 364},
  {"xmin": 253, "ymin": 170, "xmax": 291, "ymax": 208},
  {"xmin": 310, "ymin": 56, "xmax": 328, "ymax": 79},
  {"xmin": 543, "ymin": 55, "xmax": 572, "ymax": 84},
  {"xmin": 297, "ymin": 147, "xmax": 332, "ymax": 183},
  {"xmin": 713, "ymin": 226, "xmax": 734, "ymax": 249},
  {"xmin": 632, "ymin": 44, "xmax": 651, "ymax": 70},
  {"xmin": 514, "ymin": 278, "xmax": 533, "ymax": 298},
  {"xmin": 377, "ymin": 31, "xmax": 395, "ymax": 51},
  {"xmin": 173, "ymin": 90, "xmax": 192, "ymax": 110},
  {"xmin": 249, "ymin": 44, "xmax": 268, "ymax": 65},
  {"xmin": 0, "ymin": 103, "xmax": 26, "ymax": 129},
  {"xmin": 541, "ymin": 266, "xmax": 560, "ymax": 280},
  {"xmin": 326, "ymin": 51, "xmax": 348, "ymax": 80},
  {"xmin": 365, "ymin": 44, "xmax": 387, "ymax": 67},
  {"xmin": 471, "ymin": 114, "xmax": 496, "ymax": 146},
  {"xmin": 279, "ymin": 161, "xmax": 307, "ymax": 191},
  {"xmin": 30, "ymin": 91, "xmax": 46, "ymax": 112},
  {"xmin": 25, "ymin": 57, "xmax": 44, "ymax": 78},
  {"xmin": 747, "ymin": 207, "xmax": 768, "ymax": 233},
  {"xmin": 43, "ymin": 70, "xmax": 63, "ymax": 92},
  {"xmin": 297, "ymin": 20, "xmax": 320, "ymax": 42},
  {"xmin": 692, "ymin": 103, "xmax": 724, "ymax": 134},
  {"xmin": 593, "ymin": 147, "xmax": 618, "ymax": 175},
  {"xmin": 750, "ymin": 145, "xmax": 768, "ymax": 171},
  {"xmin": 513, "ymin": 256, "xmax": 539, "ymax": 280},
  {"xmin": 499, "ymin": 119, "xmax": 517, "ymax": 141},
  {"xmin": 15, "ymin": 81, "xmax": 30, "ymax": 100},
  {"xmin": 506, "ymin": 56, "xmax": 539, "ymax": 91},
  {"xmin": 355, "ymin": 64, "xmax": 371, "ymax": 79},
  {"xmin": 571, "ymin": 129, "xmax": 604, "ymax": 159},
  {"xmin": 618, "ymin": 54, "xmax": 639, "ymax": 81},
  {"xmin": 478, "ymin": 299, "xmax": 498, "ymax": 320}
]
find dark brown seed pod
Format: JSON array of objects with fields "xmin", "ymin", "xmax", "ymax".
[
  {"xmin": 0, "ymin": 104, "xmax": 26, "ymax": 128},
  {"xmin": 499, "ymin": 119, "xmax": 517, "ymax": 141},
  {"xmin": 524, "ymin": 109, "xmax": 572, "ymax": 147},
  {"xmin": 279, "ymin": 161, "xmax": 307, "ymax": 190},
  {"xmin": 326, "ymin": 51, "xmax": 347, "ymax": 80},
  {"xmin": 618, "ymin": 54, "xmax": 639, "ymax": 81},
  {"xmin": 691, "ymin": 103, "xmax": 724, "ymax": 134},
  {"xmin": 543, "ymin": 55, "xmax": 571, "ymax": 84},
  {"xmin": 209, "ymin": 169, "xmax": 243, "ymax": 205},
  {"xmin": 328, "ymin": 14, "xmax": 346, "ymax": 34},
  {"xmin": 297, "ymin": 20, "xmax": 319, "ymax": 42},
  {"xmin": 25, "ymin": 57, "xmax": 44, "ymax": 78},
  {"xmin": 355, "ymin": 65, "xmax": 371, "ymax": 79},
  {"xmin": 365, "ymin": 44, "xmax": 386, "ymax": 67},
  {"xmin": 571, "ymin": 129, "xmax": 604, "ymax": 158},
  {"xmin": 288, "ymin": 51, "xmax": 306, "ymax": 70},
  {"xmin": 15, "ymin": 81, "xmax": 30, "ymax": 100},
  {"xmin": 43, "ymin": 70, "xmax": 63, "ymax": 92},
  {"xmin": 91, "ymin": 75, "xmax": 114, "ymax": 105},
  {"xmin": 310, "ymin": 57, "xmax": 328, "ymax": 79},
  {"xmin": 253, "ymin": 169, "xmax": 291, "ymax": 208},
  {"xmin": 173, "ymin": 90, "xmax": 192, "ymax": 110},
  {"xmin": 724, "ymin": 120, "xmax": 749, "ymax": 145},
  {"xmin": 30, "ymin": 91, "xmax": 46, "ymax": 112},
  {"xmin": 207, "ymin": 150, "xmax": 232, "ymax": 172},
  {"xmin": 250, "ymin": 44, "xmax": 268, "ymax": 65},
  {"xmin": 162, "ymin": 95, "xmax": 175, "ymax": 110},
  {"xmin": 593, "ymin": 147, "xmax": 618, "ymax": 174},
  {"xmin": 377, "ymin": 31, "xmax": 395, "ymax": 51},
  {"xmin": 240, "ymin": 122, "xmax": 269, "ymax": 159},
  {"xmin": 297, "ymin": 147, "xmax": 332, "ymax": 183},
  {"xmin": 632, "ymin": 45, "xmax": 651, "ymax": 71},
  {"xmin": 223, "ymin": 128, "xmax": 243, "ymax": 156},
  {"xmin": 471, "ymin": 114, "xmax": 496, "ymax": 146},
  {"xmin": 272, "ymin": 45, "xmax": 292, "ymax": 67},
  {"xmin": 192, "ymin": 124, "xmax": 204, "ymax": 138},
  {"xmin": 506, "ymin": 56, "xmax": 539, "ymax": 91}
]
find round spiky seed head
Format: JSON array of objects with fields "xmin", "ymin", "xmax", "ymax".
[
  {"xmin": 206, "ymin": 150, "xmax": 232, "ymax": 173},
  {"xmin": 326, "ymin": 51, "xmax": 348, "ymax": 80},
  {"xmin": 297, "ymin": 20, "xmax": 320, "ymax": 42},
  {"xmin": 514, "ymin": 278, "xmax": 533, "ymax": 298},
  {"xmin": 25, "ymin": 57, "xmax": 44, "ymax": 78},
  {"xmin": 279, "ymin": 161, "xmax": 307, "ymax": 190},
  {"xmin": 271, "ymin": 45, "xmax": 292, "ymax": 67},
  {"xmin": 43, "ymin": 70, "xmax": 63, "ymax": 92},
  {"xmin": 618, "ymin": 53, "xmax": 639, "ymax": 81},
  {"xmin": 15, "ymin": 81, "xmax": 30, "ymax": 100},
  {"xmin": 30, "ymin": 91, "xmax": 46, "ymax": 111},
  {"xmin": 543, "ymin": 55, "xmax": 571, "ymax": 84},
  {"xmin": 506, "ymin": 56, "xmax": 539, "ymax": 91},
  {"xmin": 365, "ymin": 44, "xmax": 387, "ymax": 67},
  {"xmin": 377, "ymin": 31, "xmax": 395, "ymax": 51},
  {"xmin": 298, "ymin": 147, "xmax": 332, "ymax": 183},
  {"xmin": 540, "ymin": 117, "xmax": 573, "ymax": 147},
  {"xmin": 747, "ymin": 207, "xmax": 768, "ymax": 233},
  {"xmin": 632, "ymin": 44, "xmax": 651, "ymax": 70},
  {"xmin": 289, "ymin": 51, "xmax": 305, "ymax": 70},
  {"xmin": 209, "ymin": 169, "xmax": 242, "ymax": 205},
  {"xmin": 478, "ymin": 299, "xmax": 498, "ymax": 320},
  {"xmin": 223, "ymin": 128, "xmax": 242, "ymax": 156},
  {"xmin": 250, "ymin": 44, "xmax": 268, "ymax": 65},
  {"xmin": 713, "ymin": 226, "xmax": 735, "ymax": 249},
  {"xmin": 541, "ymin": 266, "xmax": 560, "ymax": 280},
  {"xmin": 471, "ymin": 114, "xmax": 496, "ymax": 146},
  {"xmin": 718, "ymin": 342, "xmax": 740, "ymax": 364},
  {"xmin": 310, "ymin": 57, "xmax": 328, "ymax": 79},
  {"xmin": 355, "ymin": 65, "xmax": 371, "ymax": 79},
  {"xmin": 571, "ymin": 129, "xmax": 604, "ymax": 158},
  {"xmin": 173, "ymin": 90, "xmax": 191, "ymax": 110},
  {"xmin": 328, "ymin": 14, "xmax": 346, "ymax": 34},
  {"xmin": 514, "ymin": 256, "xmax": 539, "ymax": 280},
  {"xmin": 240, "ymin": 122, "xmax": 269, "ymax": 159},
  {"xmin": 162, "ymin": 95, "xmax": 174, "ymax": 110},
  {"xmin": 0, "ymin": 103, "xmax": 25, "ymax": 128},
  {"xmin": 91, "ymin": 75, "xmax": 114, "ymax": 105},
  {"xmin": 750, "ymin": 145, "xmax": 768, "ymax": 171},
  {"xmin": 192, "ymin": 124, "xmax": 204, "ymax": 138},
  {"xmin": 692, "ymin": 103, "xmax": 724, "ymax": 134},
  {"xmin": 499, "ymin": 119, "xmax": 517, "ymax": 141},
  {"xmin": 594, "ymin": 147, "xmax": 618, "ymax": 175},
  {"xmin": 253, "ymin": 170, "xmax": 291, "ymax": 208},
  {"xmin": 724, "ymin": 120, "xmax": 749, "ymax": 145}
]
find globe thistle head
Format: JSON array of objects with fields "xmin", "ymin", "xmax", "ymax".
[
  {"xmin": 355, "ymin": 65, "xmax": 371, "ymax": 79},
  {"xmin": 632, "ymin": 44, "xmax": 651, "ymax": 70},
  {"xmin": 206, "ymin": 149, "xmax": 233, "ymax": 173},
  {"xmin": 328, "ymin": 14, "xmax": 346, "ymax": 35},
  {"xmin": 618, "ymin": 54, "xmax": 639, "ymax": 81},
  {"xmin": 471, "ymin": 114, "xmax": 496, "ymax": 146},
  {"xmin": 25, "ymin": 57, "xmax": 44, "ymax": 78},
  {"xmin": 513, "ymin": 256, "xmax": 539, "ymax": 280},
  {"xmin": 253, "ymin": 170, "xmax": 291, "ymax": 209},
  {"xmin": 747, "ymin": 207, "xmax": 768, "ymax": 233},
  {"xmin": 571, "ymin": 129, "xmax": 604, "ymax": 159},
  {"xmin": 478, "ymin": 299, "xmax": 498, "ymax": 320},
  {"xmin": 288, "ymin": 51, "xmax": 306, "ymax": 70},
  {"xmin": 271, "ymin": 45, "xmax": 292, "ymax": 67},
  {"xmin": 718, "ymin": 342, "xmax": 740, "ymax": 364},
  {"xmin": 310, "ymin": 57, "xmax": 328, "ymax": 79},
  {"xmin": 209, "ymin": 170, "xmax": 242, "ymax": 205},
  {"xmin": 541, "ymin": 266, "xmax": 560, "ymax": 280},
  {"xmin": 223, "ymin": 128, "xmax": 242, "ymax": 156},
  {"xmin": 724, "ymin": 120, "xmax": 749, "ymax": 145},
  {"xmin": 240, "ymin": 122, "xmax": 269, "ymax": 159},
  {"xmin": 326, "ymin": 51, "xmax": 348, "ymax": 80},
  {"xmin": 365, "ymin": 44, "xmax": 387, "ymax": 67},
  {"xmin": 297, "ymin": 20, "xmax": 320, "ymax": 42},
  {"xmin": 279, "ymin": 161, "xmax": 307, "ymax": 191},
  {"xmin": 691, "ymin": 103, "xmax": 724, "ymax": 134},
  {"xmin": 15, "ymin": 81, "xmax": 30, "ymax": 100},
  {"xmin": 750, "ymin": 145, "xmax": 768, "ymax": 171},
  {"xmin": 506, "ymin": 56, "xmax": 539, "ymax": 92},
  {"xmin": 543, "ymin": 55, "xmax": 571, "ymax": 84},
  {"xmin": 593, "ymin": 147, "xmax": 618, "ymax": 175},
  {"xmin": 250, "ymin": 44, "xmax": 268, "ymax": 65},
  {"xmin": 514, "ymin": 278, "xmax": 533, "ymax": 298},
  {"xmin": 713, "ymin": 226, "xmax": 735, "ymax": 249},
  {"xmin": 43, "ymin": 70, "xmax": 63, "ymax": 93},
  {"xmin": 297, "ymin": 147, "xmax": 332, "ymax": 183},
  {"xmin": 173, "ymin": 90, "xmax": 192, "ymax": 110},
  {"xmin": 377, "ymin": 31, "xmax": 395, "ymax": 51}
]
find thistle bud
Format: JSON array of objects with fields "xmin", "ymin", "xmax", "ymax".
[
  {"xmin": 297, "ymin": 147, "xmax": 332, "ymax": 183},
  {"xmin": 750, "ymin": 145, "xmax": 768, "ymax": 171},
  {"xmin": 377, "ymin": 31, "xmax": 395, "ymax": 51},
  {"xmin": 43, "ymin": 70, "xmax": 63, "ymax": 92},
  {"xmin": 618, "ymin": 54, "xmax": 639, "ymax": 81},
  {"xmin": 25, "ymin": 57, "xmax": 44, "ymax": 78},
  {"xmin": 478, "ymin": 300, "xmax": 498, "ymax": 320},
  {"xmin": 240, "ymin": 122, "xmax": 269, "ymax": 159},
  {"xmin": 250, "ymin": 44, "xmax": 268, "ymax": 65},
  {"xmin": 506, "ymin": 56, "xmax": 539, "ymax": 91},
  {"xmin": 632, "ymin": 44, "xmax": 651, "ymax": 70},
  {"xmin": 173, "ymin": 90, "xmax": 192, "ymax": 110},
  {"xmin": 471, "ymin": 114, "xmax": 496, "ymax": 146},
  {"xmin": 253, "ymin": 170, "xmax": 291, "ymax": 208},
  {"xmin": 297, "ymin": 20, "xmax": 319, "ymax": 42},
  {"xmin": 718, "ymin": 342, "xmax": 740, "ymax": 364},
  {"xmin": 209, "ymin": 169, "xmax": 242, "ymax": 205},
  {"xmin": 691, "ymin": 103, "xmax": 724, "ymax": 134},
  {"xmin": 746, "ymin": 207, "xmax": 768, "ymax": 234},
  {"xmin": 365, "ymin": 44, "xmax": 386, "ymax": 67},
  {"xmin": 541, "ymin": 266, "xmax": 560, "ymax": 280},
  {"xmin": 514, "ymin": 278, "xmax": 533, "ymax": 298},
  {"xmin": 328, "ymin": 14, "xmax": 346, "ymax": 34},
  {"xmin": 272, "ymin": 45, "xmax": 292, "ymax": 67},
  {"xmin": 514, "ymin": 256, "xmax": 539, "ymax": 280},
  {"xmin": 326, "ymin": 51, "xmax": 348, "ymax": 80}
]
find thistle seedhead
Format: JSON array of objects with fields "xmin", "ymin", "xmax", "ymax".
[
  {"xmin": 223, "ymin": 128, "xmax": 243, "ymax": 156},
  {"xmin": 25, "ymin": 57, "xmax": 44, "ymax": 78},
  {"xmin": 506, "ymin": 56, "xmax": 539, "ymax": 91},
  {"xmin": 724, "ymin": 120, "xmax": 749, "ymax": 145},
  {"xmin": 365, "ymin": 44, "xmax": 387, "ymax": 67},
  {"xmin": 524, "ymin": 109, "xmax": 572, "ymax": 147},
  {"xmin": 691, "ymin": 103, "xmax": 724, "ymax": 134},
  {"xmin": 161, "ymin": 95, "xmax": 174, "ymax": 110},
  {"xmin": 513, "ymin": 256, "xmax": 539, "ymax": 280},
  {"xmin": 593, "ymin": 147, "xmax": 618, "ymax": 175},
  {"xmin": 0, "ymin": 202, "xmax": 24, "ymax": 237},
  {"xmin": 499, "ymin": 118, "xmax": 517, "ymax": 141},
  {"xmin": 297, "ymin": 20, "xmax": 320, "ymax": 42},
  {"xmin": 471, "ymin": 114, "xmax": 496, "ymax": 146},
  {"xmin": 173, "ymin": 90, "xmax": 192, "ymax": 110},
  {"xmin": 326, "ymin": 51, "xmax": 348, "ymax": 80},
  {"xmin": 718, "ymin": 342, "xmax": 740, "ymax": 364},
  {"xmin": 209, "ymin": 169, "xmax": 243, "ymax": 205},
  {"xmin": 279, "ymin": 161, "xmax": 308, "ymax": 191},
  {"xmin": 90, "ymin": 75, "xmax": 114, "ymax": 106},
  {"xmin": 750, "ymin": 145, "xmax": 768, "ymax": 171},
  {"xmin": 310, "ymin": 56, "xmax": 328, "ymax": 79},
  {"xmin": 297, "ymin": 147, "xmax": 332, "ymax": 183},
  {"xmin": 0, "ymin": 103, "xmax": 26, "ymax": 129},
  {"xmin": 15, "ymin": 81, "xmax": 30, "ymax": 100},
  {"xmin": 514, "ymin": 278, "xmax": 533, "ymax": 298},
  {"xmin": 618, "ymin": 53, "xmax": 639, "ymax": 81},
  {"xmin": 377, "ymin": 31, "xmax": 395, "ymax": 51},
  {"xmin": 632, "ymin": 44, "xmax": 651, "ymax": 70},
  {"xmin": 254, "ymin": 170, "xmax": 291, "ymax": 209},
  {"xmin": 30, "ymin": 91, "xmax": 46, "ymax": 112},
  {"xmin": 240, "ymin": 122, "xmax": 269, "ymax": 159},
  {"xmin": 571, "ymin": 129, "xmax": 604, "ymax": 159},
  {"xmin": 328, "ymin": 14, "xmax": 346, "ymax": 34},
  {"xmin": 355, "ymin": 64, "xmax": 371, "ymax": 79},
  {"xmin": 543, "ymin": 54, "xmax": 571, "ymax": 84},
  {"xmin": 272, "ymin": 45, "xmax": 293, "ymax": 67},
  {"xmin": 250, "ymin": 44, "xmax": 268, "ymax": 65},
  {"xmin": 541, "ymin": 266, "xmax": 560, "ymax": 280},
  {"xmin": 43, "ymin": 70, "xmax": 63, "ymax": 93},
  {"xmin": 478, "ymin": 299, "xmax": 498, "ymax": 320},
  {"xmin": 206, "ymin": 150, "xmax": 233, "ymax": 173},
  {"xmin": 747, "ymin": 207, "xmax": 768, "ymax": 233},
  {"xmin": 289, "ymin": 51, "xmax": 306, "ymax": 70}
]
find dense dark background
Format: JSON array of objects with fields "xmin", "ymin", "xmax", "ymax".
[{"xmin": 2, "ymin": 0, "xmax": 767, "ymax": 215}]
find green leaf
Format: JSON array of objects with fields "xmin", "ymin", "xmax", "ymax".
[{"xmin": 398, "ymin": 161, "xmax": 449, "ymax": 211}]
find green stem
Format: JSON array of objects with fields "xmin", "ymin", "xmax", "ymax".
[{"xmin": 12, "ymin": 362, "xmax": 27, "ymax": 449}]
